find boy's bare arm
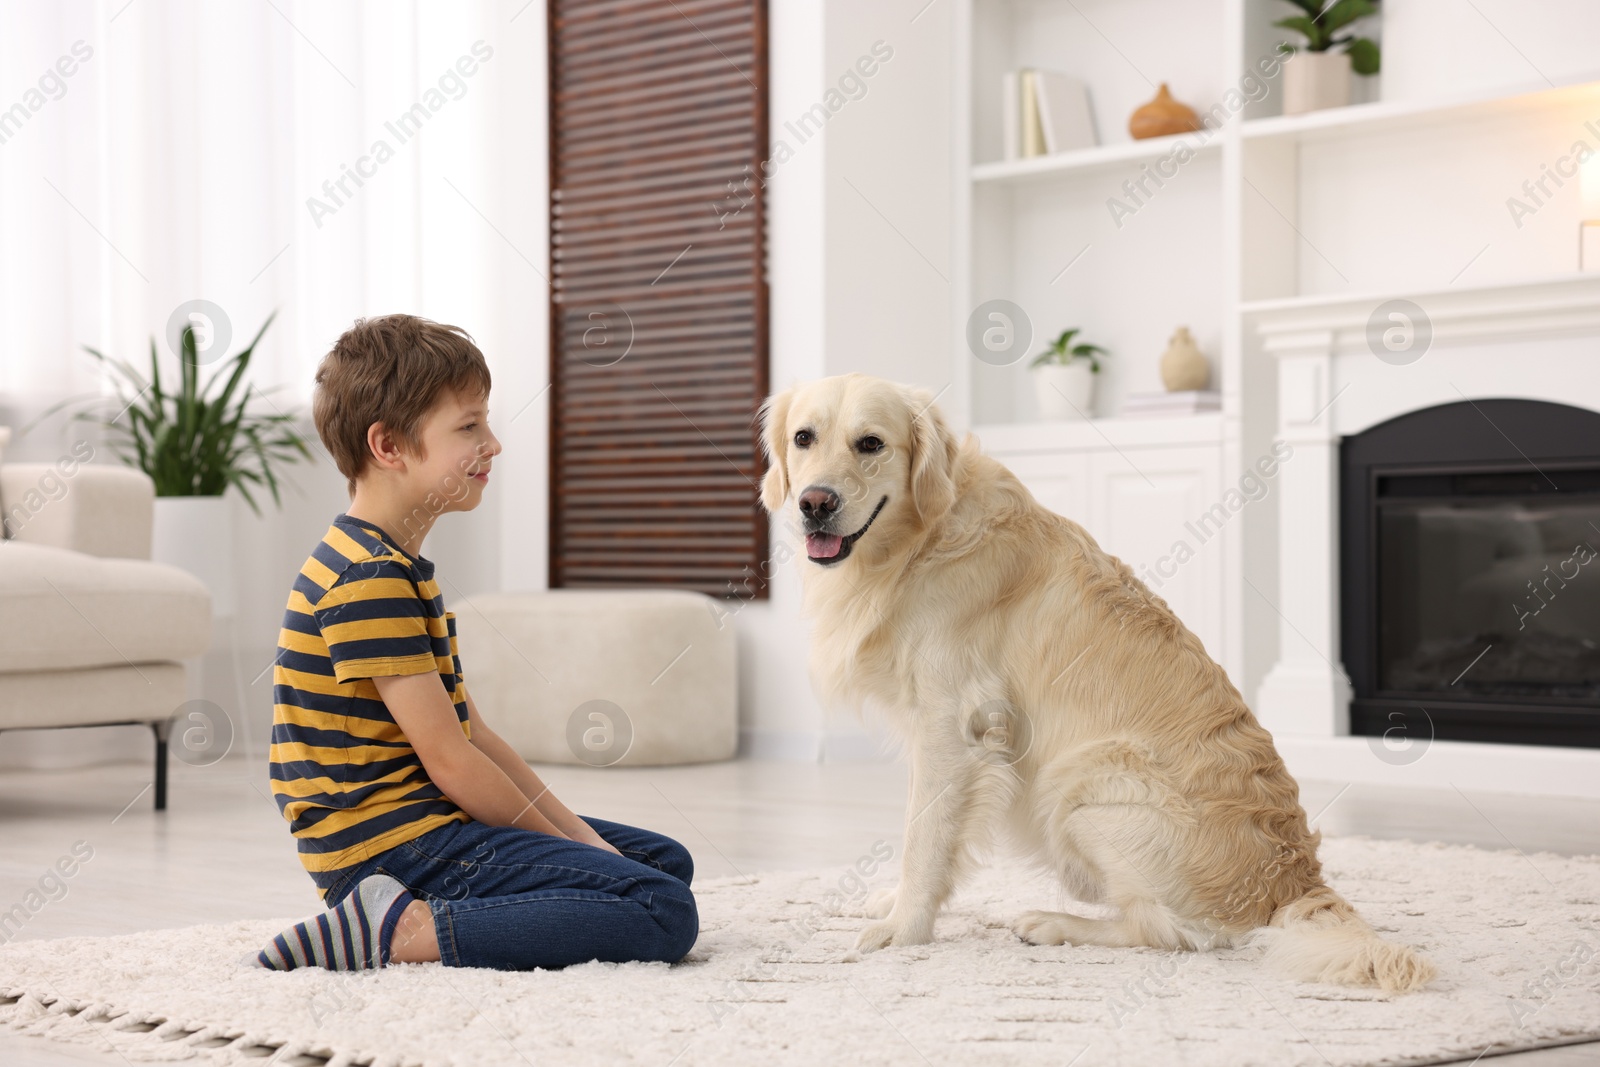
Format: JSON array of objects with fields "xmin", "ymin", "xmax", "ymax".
[
  {"xmin": 371, "ymin": 672, "xmax": 569, "ymax": 839},
  {"xmin": 462, "ymin": 687, "xmax": 622, "ymax": 856}
]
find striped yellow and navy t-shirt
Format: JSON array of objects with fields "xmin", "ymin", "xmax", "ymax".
[{"xmin": 271, "ymin": 512, "xmax": 472, "ymax": 899}]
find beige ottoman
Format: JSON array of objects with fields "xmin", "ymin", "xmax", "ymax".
[{"xmin": 450, "ymin": 590, "xmax": 737, "ymax": 766}]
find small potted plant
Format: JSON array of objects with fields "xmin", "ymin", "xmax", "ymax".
[
  {"xmin": 1029, "ymin": 328, "xmax": 1109, "ymax": 421},
  {"xmin": 1274, "ymin": 0, "xmax": 1380, "ymax": 115}
]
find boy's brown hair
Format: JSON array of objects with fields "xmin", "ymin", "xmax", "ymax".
[{"xmin": 313, "ymin": 314, "xmax": 492, "ymax": 497}]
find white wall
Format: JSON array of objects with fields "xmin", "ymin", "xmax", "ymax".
[
  {"xmin": 823, "ymin": 2, "xmax": 953, "ymax": 389},
  {"xmin": 1378, "ymin": 0, "xmax": 1600, "ymax": 104},
  {"xmin": 730, "ymin": 0, "xmax": 830, "ymax": 761}
]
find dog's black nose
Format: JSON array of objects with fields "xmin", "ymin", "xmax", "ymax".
[{"xmin": 799, "ymin": 486, "xmax": 840, "ymax": 520}]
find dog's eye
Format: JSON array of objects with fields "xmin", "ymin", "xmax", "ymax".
[
  {"xmin": 793, "ymin": 430, "xmax": 814, "ymax": 448},
  {"xmin": 857, "ymin": 435, "xmax": 883, "ymax": 454}
]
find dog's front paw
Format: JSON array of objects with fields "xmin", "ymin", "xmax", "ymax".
[
  {"xmin": 864, "ymin": 886, "xmax": 897, "ymax": 920},
  {"xmin": 854, "ymin": 917, "xmax": 932, "ymax": 953},
  {"xmin": 1010, "ymin": 910, "xmax": 1072, "ymax": 946},
  {"xmin": 853, "ymin": 919, "xmax": 903, "ymax": 952}
]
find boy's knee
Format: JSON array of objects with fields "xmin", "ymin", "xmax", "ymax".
[
  {"xmin": 669, "ymin": 923, "xmax": 698, "ymax": 963},
  {"xmin": 641, "ymin": 874, "xmax": 697, "ymax": 962},
  {"xmin": 665, "ymin": 895, "xmax": 699, "ymax": 962},
  {"xmin": 642, "ymin": 833, "xmax": 692, "ymax": 885},
  {"xmin": 663, "ymin": 840, "xmax": 694, "ymax": 886}
]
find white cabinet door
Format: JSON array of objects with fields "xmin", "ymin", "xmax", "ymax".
[
  {"xmin": 1088, "ymin": 446, "xmax": 1224, "ymax": 661},
  {"xmin": 994, "ymin": 451, "xmax": 1091, "ymax": 530}
]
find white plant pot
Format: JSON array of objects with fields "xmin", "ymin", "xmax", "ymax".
[
  {"xmin": 1034, "ymin": 362, "xmax": 1096, "ymax": 421},
  {"xmin": 152, "ymin": 495, "xmax": 234, "ymax": 620},
  {"xmin": 1282, "ymin": 50, "xmax": 1352, "ymax": 115}
]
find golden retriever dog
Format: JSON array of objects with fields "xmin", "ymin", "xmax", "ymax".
[{"xmin": 757, "ymin": 372, "xmax": 1436, "ymax": 994}]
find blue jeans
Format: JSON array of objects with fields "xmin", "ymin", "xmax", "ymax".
[{"xmin": 323, "ymin": 816, "xmax": 697, "ymax": 970}]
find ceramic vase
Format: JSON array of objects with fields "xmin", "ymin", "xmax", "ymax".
[
  {"xmin": 1035, "ymin": 362, "xmax": 1095, "ymax": 420},
  {"xmin": 1282, "ymin": 50, "xmax": 1352, "ymax": 115},
  {"xmin": 1160, "ymin": 327, "xmax": 1210, "ymax": 391},
  {"xmin": 151, "ymin": 495, "xmax": 233, "ymax": 619}
]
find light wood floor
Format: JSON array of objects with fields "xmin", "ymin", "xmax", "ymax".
[{"xmin": 1, "ymin": 756, "xmax": 1597, "ymax": 1066}]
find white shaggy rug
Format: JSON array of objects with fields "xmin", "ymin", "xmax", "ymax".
[{"xmin": 2, "ymin": 835, "xmax": 1598, "ymax": 1067}]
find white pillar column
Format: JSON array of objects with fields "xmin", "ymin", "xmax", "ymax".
[{"xmin": 1255, "ymin": 330, "xmax": 1351, "ymax": 737}]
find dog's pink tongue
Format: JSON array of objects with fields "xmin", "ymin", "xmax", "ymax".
[{"xmin": 806, "ymin": 532, "xmax": 843, "ymax": 559}]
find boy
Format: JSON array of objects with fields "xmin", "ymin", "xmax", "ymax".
[{"xmin": 261, "ymin": 313, "xmax": 697, "ymax": 971}]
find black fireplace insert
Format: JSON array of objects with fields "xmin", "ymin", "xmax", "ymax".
[{"xmin": 1341, "ymin": 399, "xmax": 1600, "ymax": 748}]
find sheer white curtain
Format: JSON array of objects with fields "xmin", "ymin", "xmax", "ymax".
[
  {"xmin": 0, "ymin": 0, "xmax": 543, "ymax": 446},
  {"xmin": 0, "ymin": 0, "xmax": 550, "ymax": 771}
]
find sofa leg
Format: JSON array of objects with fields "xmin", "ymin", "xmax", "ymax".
[{"xmin": 152, "ymin": 720, "xmax": 171, "ymax": 812}]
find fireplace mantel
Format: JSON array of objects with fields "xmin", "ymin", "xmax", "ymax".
[
  {"xmin": 1248, "ymin": 272, "xmax": 1600, "ymax": 797},
  {"xmin": 1250, "ymin": 272, "xmax": 1600, "ymax": 356}
]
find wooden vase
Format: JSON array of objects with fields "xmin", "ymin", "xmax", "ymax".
[{"xmin": 1128, "ymin": 83, "xmax": 1200, "ymax": 140}]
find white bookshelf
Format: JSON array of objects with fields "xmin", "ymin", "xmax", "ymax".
[
  {"xmin": 947, "ymin": 0, "xmax": 1600, "ymax": 707},
  {"xmin": 1239, "ymin": 71, "xmax": 1600, "ymax": 144},
  {"xmin": 952, "ymin": 0, "xmax": 1600, "ymax": 426},
  {"xmin": 972, "ymin": 130, "xmax": 1220, "ymax": 187},
  {"xmin": 958, "ymin": 0, "xmax": 1235, "ymax": 429}
]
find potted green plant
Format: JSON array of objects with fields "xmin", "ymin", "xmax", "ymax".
[
  {"xmin": 1274, "ymin": 0, "xmax": 1381, "ymax": 115},
  {"xmin": 1029, "ymin": 328, "xmax": 1109, "ymax": 421},
  {"xmin": 18, "ymin": 310, "xmax": 314, "ymax": 619}
]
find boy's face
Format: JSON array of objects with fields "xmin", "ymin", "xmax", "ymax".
[{"xmin": 410, "ymin": 388, "xmax": 501, "ymax": 511}]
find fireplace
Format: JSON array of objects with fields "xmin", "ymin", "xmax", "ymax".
[{"xmin": 1341, "ymin": 399, "xmax": 1600, "ymax": 748}]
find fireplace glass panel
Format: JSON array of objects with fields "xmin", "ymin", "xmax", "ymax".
[{"xmin": 1377, "ymin": 499, "xmax": 1600, "ymax": 700}]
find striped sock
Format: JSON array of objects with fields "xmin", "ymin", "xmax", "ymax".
[{"xmin": 257, "ymin": 874, "xmax": 413, "ymax": 971}]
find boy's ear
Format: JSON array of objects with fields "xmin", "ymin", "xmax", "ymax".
[
  {"xmin": 366, "ymin": 422, "xmax": 406, "ymax": 470},
  {"xmin": 758, "ymin": 388, "xmax": 792, "ymax": 514}
]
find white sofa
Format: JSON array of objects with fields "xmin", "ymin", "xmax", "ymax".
[{"xmin": 0, "ymin": 454, "xmax": 212, "ymax": 809}]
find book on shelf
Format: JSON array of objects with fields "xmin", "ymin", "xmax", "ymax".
[
  {"xmin": 1021, "ymin": 71, "xmax": 1045, "ymax": 157},
  {"xmin": 1003, "ymin": 68, "xmax": 1097, "ymax": 161},
  {"xmin": 1120, "ymin": 390, "xmax": 1221, "ymax": 418}
]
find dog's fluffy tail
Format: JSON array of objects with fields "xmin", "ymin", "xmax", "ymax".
[{"xmin": 1245, "ymin": 883, "xmax": 1437, "ymax": 994}]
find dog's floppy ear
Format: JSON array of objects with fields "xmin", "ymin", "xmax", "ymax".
[
  {"xmin": 904, "ymin": 384, "xmax": 958, "ymax": 524},
  {"xmin": 758, "ymin": 388, "xmax": 793, "ymax": 514}
]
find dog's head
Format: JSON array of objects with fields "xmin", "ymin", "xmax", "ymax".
[{"xmin": 758, "ymin": 373, "xmax": 959, "ymax": 566}]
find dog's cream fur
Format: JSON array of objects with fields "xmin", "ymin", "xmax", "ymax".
[{"xmin": 759, "ymin": 373, "xmax": 1436, "ymax": 994}]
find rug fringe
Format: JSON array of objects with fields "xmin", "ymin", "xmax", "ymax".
[{"xmin": 0, "ymin": 990, "xmax": 363, "ymax": 1066}]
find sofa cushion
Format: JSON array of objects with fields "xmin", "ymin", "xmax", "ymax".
[
  {"xmin": 0, "ymin": 541, "xmax": 212, "ymax": 673},
  {"xmin": 0, "ymin": 661, "xmax": 187, "ymax": 730},
  {"xmin": 1, "ymin": 461, "xmax": 154, "ymax": 559}
]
